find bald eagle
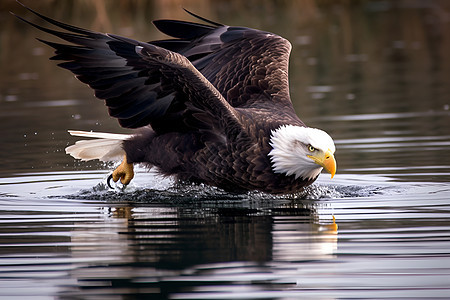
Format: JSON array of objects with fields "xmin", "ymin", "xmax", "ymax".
[{"xmin": 16, "ymin": 4, "xmax": 336, "ymax": 194}]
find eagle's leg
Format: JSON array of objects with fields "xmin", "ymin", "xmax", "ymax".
[{"xmin": 108, "ymin": 155, "xmax": 134, "ymax": 187}]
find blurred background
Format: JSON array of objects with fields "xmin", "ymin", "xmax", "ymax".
[
  {"xmin": 1, "ymin": 0, "xmax": 449, "ymax": 178},
  {"xmin": 1, "ymin": 3, "xmax": 450, "ymax": 298}
]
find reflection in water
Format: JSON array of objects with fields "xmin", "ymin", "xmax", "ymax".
[
  {"xmin": 65, "ymin": 197, "xmax": 337, "ymax": 298},
  {"xmin": 272, "ymin": 215, "xmax": 337, "ymax": 262}
]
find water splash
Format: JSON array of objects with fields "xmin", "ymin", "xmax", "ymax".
[{"xmin": 67, "ymin": 178, "xmax": 386, "ymax": 204}]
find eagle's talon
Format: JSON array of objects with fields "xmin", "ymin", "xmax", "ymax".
[
  {"xmin": 107, "ymin": 173, "xmax": 115, "ymax": 189},
  {"xmin": 108, "ymin": 155, "xmax": 134, "ymax": 188},
  {"xmin": 107, "ymin": 173, "xmax": 128, "ymax": 190}
]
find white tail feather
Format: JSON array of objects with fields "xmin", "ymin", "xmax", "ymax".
[
  {"xmin": 68, "ymin": 130, "xmax": 130, "ymax": 140},
  {"xmin": 65, "ymin": 130, "xmax": 132, "ymax": 162}
]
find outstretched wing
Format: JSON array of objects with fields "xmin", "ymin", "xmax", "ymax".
[
  {"xmin": 153, "ymin": 11, "xmax": 294, "ymax": 110},
  {"xmin": 15, "ymin": 5, "xmax": 243, "ymax": 137}
]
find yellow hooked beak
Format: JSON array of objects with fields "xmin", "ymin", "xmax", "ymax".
[{"xmin": 308, "ymin": 149, "xmax": 337, "ymax": 178}]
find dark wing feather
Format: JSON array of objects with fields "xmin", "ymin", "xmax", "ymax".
[
  {"xmin": 151, "ymin": 16, "xmax": 294, "ymax": 111},
  {"xmin": 15, "ymin": 5, "xmax": 243, "ymax": 135},
  {"xmin": 109, "ymin": 34, "xmax": 243, "ymax": 136}
]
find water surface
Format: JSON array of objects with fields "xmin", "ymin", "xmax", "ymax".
[{"xmin": 1, "ymin": 1, "xmax": 450, "ymax": 299}]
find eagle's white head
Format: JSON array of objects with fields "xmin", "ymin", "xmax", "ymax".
[{"xmin": 268, "ymin": 125, "xmax": 336, "ymax": 180}]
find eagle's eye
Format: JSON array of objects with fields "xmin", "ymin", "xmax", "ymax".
[{"xmin": 308, "ymin": 145, "xmax": 316, "ymax": 152}]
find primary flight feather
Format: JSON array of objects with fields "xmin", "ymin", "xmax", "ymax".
[{"xmin": 16, "ymin": 3, "xmax": 336, "ymax": 194}]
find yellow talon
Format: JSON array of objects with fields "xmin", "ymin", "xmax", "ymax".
[{"xmin": 111, "ymin": 155, "xmax": 134, "ymax": 185}]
